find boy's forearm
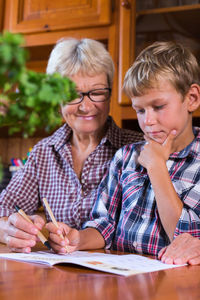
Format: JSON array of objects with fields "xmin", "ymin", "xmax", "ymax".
[
  {"xmin": 147, "ymin": 163, "xmax": 183, "ymax": 241},
  {"xmin": 78, "ymin": 227, "xmax": 105, "ymax": 250}
]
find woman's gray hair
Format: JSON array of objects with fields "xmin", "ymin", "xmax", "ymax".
[{"xmin": 46, "ymin": 38, "xmax": 115, "ymax": 87}]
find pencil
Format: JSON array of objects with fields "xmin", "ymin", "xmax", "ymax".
[
  {"xmin": 14, "ymin": 205, "xmax": 51, "ymax": 250},
  {"xmin": 42, "ymin": 198, "xmax": 69, "ymax": 252}
]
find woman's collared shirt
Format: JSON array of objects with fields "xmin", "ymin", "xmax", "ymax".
[{"xmin": 0, "ymin": 117, "xmax": 143, "ymax": 229}]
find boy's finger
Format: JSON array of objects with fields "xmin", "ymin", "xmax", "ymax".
[
  {"xmin": 143, "ymin": 135, "xmax": 152, "ymax": 144},
  {"xmin": 158, "ymin": 246, "xmax": 167, "ymax": 259},
  {"xmin": 45, "ymin": 222, "xmax": 59, "ymax": 233},
  {"xmin": 162, "ymin": 130, "xmax": 177, "ymax": 147},
  {"xmin": 189, "ymin": 256, "xmax": 200, "ymax": 265}
]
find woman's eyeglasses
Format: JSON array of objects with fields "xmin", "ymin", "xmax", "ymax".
[{"xmin": 66, "ymin": 88, "xmax": 111, "ymax": 105}]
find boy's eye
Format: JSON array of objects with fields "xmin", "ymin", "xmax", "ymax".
[
  {"xmin": 136, "ymin": 109, "xmax": 145, "ymax": 114},
  {"xmin": 154, "ymin": 105, "xmax": 165, "ymax": 110}
]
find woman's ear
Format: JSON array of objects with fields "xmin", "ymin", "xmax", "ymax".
[{"xmin": 186, "ymin": 84, "xmax": 200, "ymax": 113}]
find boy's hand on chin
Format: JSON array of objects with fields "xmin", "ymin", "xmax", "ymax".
[
  {"xmin": 162, "ymin": 130, "xmax": 177, "ymax": 158},
  {"xmin": 138, "ymin": 130, "xmax": 177, "ymax": 169}
]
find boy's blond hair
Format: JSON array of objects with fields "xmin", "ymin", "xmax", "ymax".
[
  {"xmin": 123, "ymin": 41, "xmax": 200, "ymax": 98},
  {"xmin": 46, "ymin": 38, "xmax": 114, "ymax": 88}
]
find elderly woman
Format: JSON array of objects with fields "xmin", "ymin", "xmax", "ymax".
[{"xmin": 0, "ymin": 38, "xmax": 142, "ymax": 253}]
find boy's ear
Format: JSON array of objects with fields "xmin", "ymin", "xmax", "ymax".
[{"xmin": 186, "ymin": 84, "xmax": 200, "ymax": 113}]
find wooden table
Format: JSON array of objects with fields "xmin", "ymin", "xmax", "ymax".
[{"xmin": 0, "ymin": 243, "xmax": 200, "ymax": 300}]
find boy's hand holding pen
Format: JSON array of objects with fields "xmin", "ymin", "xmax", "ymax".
[{"xmin": 42, "ymin": 198, "xmax": 70, "ymax": 254}]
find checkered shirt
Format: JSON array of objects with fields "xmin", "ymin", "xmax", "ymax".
[
  {"xmin": 83, "ymin": 127, "xmax": 200, "ymax": 255},
  {"xmin": 0, "ymin": 117, "xmax": 143, "ymax": 229}
]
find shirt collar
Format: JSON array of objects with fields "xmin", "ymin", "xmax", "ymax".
[
  {"xmin": 98, "ymin": 116, "xmax": 128, "ymax": 149},
  {"xmin": 45, "ymin": 123, "xmax": 72, "ymax": 151},
  {"xmin": 44, "ymin": 116, "xmax": 122, "ymax": 152},
  {"xmin": 170, "ymin": 127, "xmax": 200, "ymax": 159}
]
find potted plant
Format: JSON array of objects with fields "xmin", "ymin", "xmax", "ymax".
[{"xmin": 0, "ymin": 31, "xmax": 77, "ymax": 181}]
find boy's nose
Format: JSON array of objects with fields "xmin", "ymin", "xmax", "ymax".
[{"xmin": 144, "ymin": 110, "xmax": 156, "ymax": 126}]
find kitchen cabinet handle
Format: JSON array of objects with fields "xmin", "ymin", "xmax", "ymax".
[{"xmin": 121, "ymin": 0, "xmax": 131, "ymax": 9}]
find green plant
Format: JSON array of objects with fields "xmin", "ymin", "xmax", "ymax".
[{"xmin": 0, "ymin": 31, "xmax": 77, "ymax": 181}]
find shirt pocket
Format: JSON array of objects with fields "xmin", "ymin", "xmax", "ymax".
[{"xmin": 121, "ymin": 169, "xmax": 148, "ymax": 212}]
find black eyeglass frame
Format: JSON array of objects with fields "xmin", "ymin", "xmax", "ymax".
[{"xmin": 66, "ymin": 88, "xmax": 112, "ymax": 105}]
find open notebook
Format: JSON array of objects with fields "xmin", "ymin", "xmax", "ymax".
[{"xmin": 0, "ymin": 250, "xmax": 186, "ymax": 277}]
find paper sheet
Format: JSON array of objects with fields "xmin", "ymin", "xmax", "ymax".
[{"xmin": 0, "ymin": 250, "xmax": 186, "ymax": 276}]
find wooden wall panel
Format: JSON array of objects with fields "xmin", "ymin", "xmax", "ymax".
[
  {"xmin": 20, "ymin": 137, "xmax": 41, "ymax": 159},
  {"xmin": 6, "ymin": 137, "xmax": 21, "ymax": 165},
  {"xmin": 0, "ymin": 137, "xmax": 42, "ymax": 165},
  {"xmin": 0, "ymin": 138, "xmax": 8, "ymax": 164}
]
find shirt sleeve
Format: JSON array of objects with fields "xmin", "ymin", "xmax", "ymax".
[
  {"xmin": 82, "ymin": 148, "xmax": 124, "ymax": 249},
  {"xmin": 174, "ymin": 178, "xmax": 200, "ymax": 238},
  {"xmin": 0, "ymin": 149, "xmax": 40, "ymax": 217}
]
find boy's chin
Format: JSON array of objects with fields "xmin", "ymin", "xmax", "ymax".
[{"xmin": 150, "ymin": 136, "xmax": 165, "ymax": 144}]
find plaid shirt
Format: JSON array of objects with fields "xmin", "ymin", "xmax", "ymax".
[
  {"xmin": 83, "ymin": 127, "xmax": 200, "ymax": 255},
  {"xmin": 0, "ymin": 117, "xmax": 142, "ymax": 229}
]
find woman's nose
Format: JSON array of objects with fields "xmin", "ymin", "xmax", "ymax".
[{"xmin": 78, "ymin": 95, "xmax": 94, "ymax": 111}]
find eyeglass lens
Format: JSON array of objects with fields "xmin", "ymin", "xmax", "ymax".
[{"xmin": 66, "ymin": 88, "xmax": 111, "ymax": 105}]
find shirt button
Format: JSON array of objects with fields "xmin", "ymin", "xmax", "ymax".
[
  {"xmin": 142, "ymin": 214, "xmax": 146, "ymax": 219},
  {"xmin": 133, "ymin": 241, "xmax": 137, "ymax": 248}
]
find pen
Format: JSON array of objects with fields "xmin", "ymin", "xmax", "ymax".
[
  {"xmin": 42, "ymin": 198, "xmax": 69, "ymax": 252},
  {"xmin": 14, "ymin": 205, "xmax": 51, "ymax": 250}
]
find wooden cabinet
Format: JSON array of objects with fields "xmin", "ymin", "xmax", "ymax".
[
  {"xmin": 120, "ymin": 1, "xmax": 200, "ymax": 123},
  {"xmin": 135, "ymin": 3, "xmax": 200, "ymax": 59},
  {"xmin": 3, "ymin": 0, "xmax": 112, "ymax": 48},
  {"xmin": 4, "ymin": 0, "xmax": 111, "ymax": 34},
  {"xmin": 1, "ymin": 0, "xmax": 200, "ymax": 166},
  {"xmin": 0, "ymin": 0, "xmax": 5, "ymax": 31},
  {"xmin": 1, "ymin": 0, "xmax": 126, "ymax": 127},
  {"xmin": 2, "ymin": 0, "xmax": 200, "ymax": 122},
  {"xmin": 118, "ymin": 0, "xmax": 136, "ymax": 106},
  {"xmin": 0, "ymin": 0, "xmax": 117, "ymax": 165}
]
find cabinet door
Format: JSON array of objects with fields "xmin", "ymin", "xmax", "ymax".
[
  {"xmin": 4, "ymin": 0, "xmax": 111, "ymax": 34},
  {"xmin": 118, "ymin": 0, "xmax": 135, "ymax": 105},
  {"xmin": 0, "ymin": 0, "xmax": 5, "ymax": 31}
]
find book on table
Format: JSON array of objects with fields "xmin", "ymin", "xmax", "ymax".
[{"xmin": 0, "ymin": 250, "xmax": 186, "ymax": 277}]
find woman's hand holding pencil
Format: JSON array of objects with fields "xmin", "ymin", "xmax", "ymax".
[
  {"xmin": 3, "ymin": 207, "xmax": 46, "ymax": 253},
  {"xmin": 15, "ymin": 205, "xmax": 51, "ymax": 250},
  {"xmin": 2, "ymin": 198, "xmax": 80, "ymax": 254}
]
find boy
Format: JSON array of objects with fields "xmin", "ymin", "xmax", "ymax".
[{"xmin": 46, "ymin": 41, "xmax": 200, "ymax": 256}]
